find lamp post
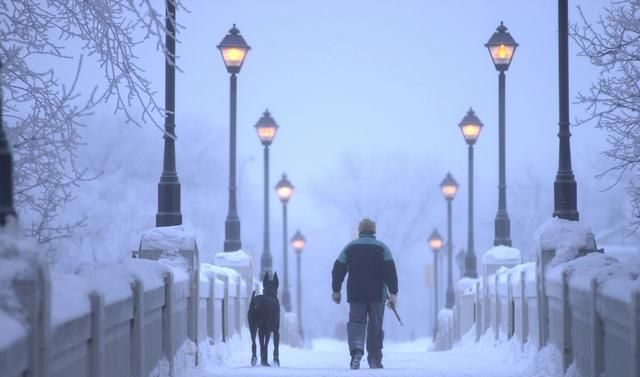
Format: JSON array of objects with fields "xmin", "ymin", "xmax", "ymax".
[
  {"xmin": 440, "ymin": 173, "xmax": 459, "ymax": 309},
  {"xmin": 456, "ymin": 249, "xmax": 466, "ymax": 279},
  {"xmin": 291, "ymin": 230, "xmax": 306, "ymax": 338},
  {"xmin": 255, "ymin": 110, "xmax": 279, "ymax": 277},
  {"xmin": 459, "ymin": 108, "xmax": 484, "ymax": 279},
  {"xmin": 0, "ymin": 60, "xmax": 16, "ymax": 227},
  {"xmin": 218, "ymin": 24, "xmax": 251, "ymax": 251},
  {"xmin": 428, "ymin": 229, "xmax": 444, "ymax": 340},
  {"xmin": 486, "ymin": 22, "xmax": 518, "ymax": 247},
  {"xmin": 275, "ymin": 174, "xmax": 294, "ymax": 312},
  {"xmin": 156, "ymin": 0, "xmax": 182, "ymax": 227},
  {"xmin": 554, "ymin": 0, "xmax": 579, "ymax": 221}
]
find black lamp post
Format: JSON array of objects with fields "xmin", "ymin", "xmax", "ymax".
[
  {"xmin": 275, "ymin": 173, "xmax": 294, "ymax": 312},
  {"xmin": 554, "ymin": 0, "xmax": 579, "ymax": 221},
  {"xmin": 440, "ymin": 173, "xmax": 459, "ymax": 309},
  {"xmin": 428, "ymin": 229, "xmax": 444, "ymax": 340},
  {"xmin": 156, "ymin": 0, "xmax": 182, "ymax": 227},
  {"xmin": 456, "ymin": 249, "xmax": 466, "ymax": 279},
  {"xmin": 486, "ymin": 21, "xmax": 518, "ymax": 247},
  {"xmin": 458, "ymin": 108, "xmax": 484, "ymax": 279},
  {"xmin": 0, "ymin": 60, "xmax": 17, "ymax": 227},
  {"xmin": 291, "ymin": 230, "xmax": 306, "ymax": 338},
  {"xmin": 255, "ymin": 110, "xmax": 279, "ymax": 277},
  {"xmin": 218, "ymin": 24, "xmax": 251, "ymax": 251}
]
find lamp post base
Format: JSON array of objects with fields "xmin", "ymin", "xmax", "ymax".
[
  {"xmin": 464, "ymin": 252, "xmax": 478, "ymax": 279},
  {"xmin": 493, "ymin": 213, "xmax": 512, "ymax": 247},
  {"xmin": 224, "ymin": 217, "xmax": 242, "ymax": 252},
  {"xmin": 445, "ymin": 287, "xmax": 455, "ymax": 309},
  {"xmin": 553, "ymin": 176, "xmax": 579, "ymax": 221},
  {"xmin": 260, "ymin": 252, "xmax": 273, "ymax": 279},
  {"xmin": 156, "ymin": 179, "xmax": 182, "ymax": 227}
]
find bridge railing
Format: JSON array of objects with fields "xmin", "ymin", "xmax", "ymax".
[
  {"xmin": 449, "ymin": 241, "xmax": 640, "ymax": 377},
  {"xmin": 0, "ymin": 239, "xmax": 248, "ymax": 377}
]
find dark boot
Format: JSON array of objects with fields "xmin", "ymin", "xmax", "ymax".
[
  {"xmin": 350, "ymin": 349, "xmax": 363, "ymax": 370},
  {"xmin": 367, "ymin": 357, "xmax": 383, "ymax": 369},
  {"xmin": 367, "ymin": 350, "xmax": 383, "ymax": 369}
]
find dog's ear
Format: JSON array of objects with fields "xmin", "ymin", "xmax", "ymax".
[
  {"xmin": 263, "ymin": 271, "xmax": 270, "ymax": 285},
  {"xmin": 273, "ymin": 271, "xmax": 279, "ymax": 286}
]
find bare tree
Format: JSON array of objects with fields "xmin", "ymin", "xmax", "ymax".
[
  {"xmin": 572, "ymin": 0, "xmax": 640, "ymax": 229},
  {"xmin": 1, "ymin": 0, "xmax": 182, "ymax": 254}
]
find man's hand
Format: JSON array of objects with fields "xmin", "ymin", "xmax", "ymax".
[
  {"xmin": 332, "ymin": 292, "xmax": 341, "ymax": 304},
  {"xmin": 387, "ymin": 293, "xmax": 398, "ymax": 309}
]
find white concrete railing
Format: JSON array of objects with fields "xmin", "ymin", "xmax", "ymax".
[
  {"xmin": 0, "ymin": 248, "xmax": 248, "ymax": 377},
  {"xmin": 449, "ymin": 251, "xmax": 640, "ymax": 377}
]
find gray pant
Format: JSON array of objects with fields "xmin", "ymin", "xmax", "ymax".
[{"xmin": 347, "ymin": 301, "xmax": 385, "ymax": 360}]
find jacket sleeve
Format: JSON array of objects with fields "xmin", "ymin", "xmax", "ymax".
[
  {"xmin": 331, "ymin": 246, "xmax": 348, "ymax": 293},
  {"xmin": 382, "ymin": 244, "xmax": 398, "ymax": 294}
]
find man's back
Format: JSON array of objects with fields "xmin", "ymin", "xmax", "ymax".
[{"xmin": 332, "ymin": 234, "xmax": 397, "ymax": 303}]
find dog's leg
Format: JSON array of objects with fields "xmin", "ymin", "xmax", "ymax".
[
  {"xmin": 273, "ymin": 330, "xmax": 280, "ymax": 367},
  {"xmin": 249, "ymin": 318, "xmax": 257, "ymax": 366},
  {"xmin": 259, "ymin": 328, "xmax": 270, "ymax": 366},
  {"xmin": 264, "ymin": 331, "xmax": 272, "ymax": 367}
]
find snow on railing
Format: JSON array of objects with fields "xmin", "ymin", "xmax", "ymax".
[
  {"xmin": 448, "ymin": 218, "xmax": 640, "ymax": 377},
  {"xmin": 0, "ymin": 226, "xmax": 249, "ymax": 377}
]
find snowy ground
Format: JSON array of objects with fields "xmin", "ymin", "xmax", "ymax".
[{"xmin": 182, "ymin": 331, "xmax": 559, "ymax": 377}]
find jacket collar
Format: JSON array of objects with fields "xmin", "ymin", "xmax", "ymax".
[{"xmin": 359, "ymin": 233, "xmax": 376, "ymax": 239}]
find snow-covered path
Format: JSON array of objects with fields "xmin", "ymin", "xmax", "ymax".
[{"xmin": 183, "ymin": 335, "xmax": 545, "ymax": 377}]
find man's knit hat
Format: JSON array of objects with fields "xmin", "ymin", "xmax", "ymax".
[{"xmin": 358, "ymin": 218, "xmax": 376, "ymax": 234}]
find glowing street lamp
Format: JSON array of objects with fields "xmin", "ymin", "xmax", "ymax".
[
  {"xmin": 275, "ymin": 174, "xmax": 294, "ymax": 311},
  {"xmin": 440, "ymin": 173, "xmax": 458, "ymax": 309},
  {"xmin": 428, "ymin": 229, "xmax": 443, "ymax": 340},
  {"xmin": 256, "ymin": 109, "xmax": 279, "ymax": 277},
  {"xmin": 459, "ymin": 108, "xmax": 483, "ymax": 278},
  {"xmin": 291, "ymin": 230, "xmax": 306, "ymax": 337},
  {"xmin": 486, "ymin": 22, "xmax": 518, "ymax": 247},
  {"xmin": 218, "ymin": 24, "xmax": 251, "ymax": 252}
]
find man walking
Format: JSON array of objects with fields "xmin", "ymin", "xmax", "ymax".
[{"xmin": 331, "ymin": 218, "xmax": 398, "ymax": 370}]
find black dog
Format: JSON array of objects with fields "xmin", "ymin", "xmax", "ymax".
[{"xmin": 248, "ymin": 272, "xmax": 281, "ymax": 367}]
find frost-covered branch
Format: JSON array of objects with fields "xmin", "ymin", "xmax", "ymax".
[
  {"xmin": 572, "ymin": 0, "xmax": 640, "ymax": 230},
  {"xmin": 1, "ymin": 0, "xmax": 183, "ymax": 255}
]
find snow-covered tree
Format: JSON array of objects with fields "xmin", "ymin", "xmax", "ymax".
[
  {"xmin": 572, "ymin": 0, "xmax": 640, "ymax": 230},
  {"xmin": 1, "ymin": 0, "xmax": 181, "ymax": 254}
]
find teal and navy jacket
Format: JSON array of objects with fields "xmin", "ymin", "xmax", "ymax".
[{"xmin": 331, "ymin": 232, "xmax": 398, "ymax": 303}]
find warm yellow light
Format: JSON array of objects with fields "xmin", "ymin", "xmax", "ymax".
[
  {"xmin": 429, "ymin": 239, "xmax": 443, "ymax": 251},
  {"xmin": 221, "ymin": 47, "xmax": 247, "ymax": 68},
  {"xmin": 461, "ymin": 124, "xmax": 481, "ymax": 141},
  {"xmin": 489, "ymin": 44, "xmax": 515, "ymax": 66},
  {"xmin": 442, "ymin": 185, "xmax": 457, "ymax": 199},
  {"xmin": 292, "ymin": 239, "xmax": 305, "ymax": 252},
  {"xmin": 277, "ymin": 186, "xmax": 294, "ymax": 201},
  {"xmin": 257, "ymin": 126, "xmax": 277, "ymax": 143}
]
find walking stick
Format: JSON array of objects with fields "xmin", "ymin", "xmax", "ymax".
[{"xmin": 389, "ymin": 305, "xmax": 404, "ymax": 327}]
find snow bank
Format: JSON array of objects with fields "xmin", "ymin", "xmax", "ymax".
[
  {"xmin": 214, "ymin": 250, "xmax": 252, "ymax": 267},
  {"xmin": 457, "ymin": 277, "xmax": 479, "ymax": 296},
  {"xmin": 535, "ymin": 217, "xmax": 592, "ymax": 267},
  {"xmin": 200, "ymin": 263, "xmax": 241, "ymax": 281},
  {"xmin": 0, "ymin": 309, "xmax": 26, "ymax": 350},
  {"xmin": 546, "ymin": 253, "xmax": 618, "ymax": 289},
  {"xmin": 139, "ymin": 225, "xmax": 196, "ymax": 254},
  {"xmin": 482, "ymin": 245, "xmax": 522, "ymax": 265},
  {"xmin": 0, "ymin": 226, "xmax": 43, "ymax": 349}
]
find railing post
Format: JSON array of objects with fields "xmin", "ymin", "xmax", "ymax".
[
  {"xmin": 494, "ymin": 274, "xmax": 499, "ymax": 340},
  {"xmin": 207, "ymin": 274, "xmax": 215, "ymax": 341},
  {"xmin": 507, "ymin": 273, "xmax": 513, "ymax": 339},
  {"xmin": 475, "ymin": 281, "xmax": 481, "ymax": 341},
  {"xmin": 163, "ymin": 273, "xmax": 175, "ymax": 377},
  {"xmin": 89, "ymin": 292, "xmax": 105, "ymax": 377},
  {"xmin": 131, "ymin": 279, "xmax": 145, "ymax": 377},
  {"xmin": 590, "ymin": 278, "xmax": 603, "ymax": 377},
  {"xmin": 221, "ymin": 274, "xmax": 230, "ymax": 342},
  {"xmin": 520, "ymin": 270, "xmax": 527, "ymax": 349},
  {"xmin": 631, "ymin": 289, "xmax": 639, "ymax": 377},
  {"xmin": 561, "ymin": 269, "xmax": 572, "ymax": 371},
  {"xmin": 235, "ymin": 276, "xmax": 242, "ymax": 336}
]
